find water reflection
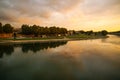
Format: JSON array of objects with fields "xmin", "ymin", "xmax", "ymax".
[
  {"xmin": 21, "ymin": 41, "xmax": 67, "ymax": 53},
  {"xmin": 101, "ymin": 35, "xmax": 120, "ymax": 45},
  {"xmin": 0, "ymin": 35, "xmax": 120, "ymax": 80},
  {"xmin": 0, "ymin": 44, "xmax": 14, "ymax": 58},
  {"xmin": 0, "ymin": 41, "xmax": 67, "ymax": 58}
]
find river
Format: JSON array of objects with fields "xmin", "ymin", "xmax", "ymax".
[{"xmin": 0, "ymin": 35, "xmax": 120, "ymax": 80}]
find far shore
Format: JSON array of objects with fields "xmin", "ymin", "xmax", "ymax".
[{"xmin": 0, "ymin": 36, "xmax": 108, "ymax": 44}]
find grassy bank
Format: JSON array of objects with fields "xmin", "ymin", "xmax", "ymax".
[
  {"xmin": 0, "ymin": 34, "xmax": 108, "ymax": 44},
  {"xmin": 0, "ymin": 36, "xmax": 64, "ymax": 41},
  {"xmin": 66, "ymin": 34, "xmax": 108, "ymax": 40}
]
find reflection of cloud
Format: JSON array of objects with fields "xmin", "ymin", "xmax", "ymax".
[{"xmin": 101, "ymin": 35, "xmax": 120, "ymax": 45}]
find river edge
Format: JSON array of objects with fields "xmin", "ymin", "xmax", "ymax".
[{"xmin": 0, "ymin": 36, "xmax": 109, "ymax": 44}]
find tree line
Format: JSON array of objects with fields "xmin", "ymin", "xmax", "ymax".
[
  {"xmin": 0, "ymin": 22, "xmax": 67, "ymax": 36},
  {"xmin": 0, "ymin": 22, "xmax": 13, "ymax": 33},
  {"xmin": 109, "ymin": 31, "xmax": 120, "ymax": 36},
  {"xmin": 72, "ymin": 30, "xmax": 108, "ymax": 36},
  {"xmin": 0, "ymin": 22, "xmax": 108, "ymax": 37},
  {"xmin": 0, "ymin": 41, "xmax": 67, "ymax": 58},
  {"xmin": 21, "ymin": 24, "xmax": 67, "ymax": 36}
]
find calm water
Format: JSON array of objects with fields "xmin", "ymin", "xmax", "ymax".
[{"xmin": 0, "ymin": 35, "xmax": 120, "ymax": 80}]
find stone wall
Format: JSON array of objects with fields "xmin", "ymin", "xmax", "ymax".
[{"xmin": 0, "ymin": 33, "xmax": 13, "ymax": 38}]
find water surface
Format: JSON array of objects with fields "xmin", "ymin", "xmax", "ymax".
[{"xmin": 0, "ymin": 35, "xmax": 120, "ymax": 80}]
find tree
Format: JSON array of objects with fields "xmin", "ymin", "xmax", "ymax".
[
  {"xmin": 59, "ymin": 28, "xmax": 67, "ymax": 35},
  {"xmin": 21, "ymin": 24, "xmax": 31, "ymax": 35},
  {"xmin": 101, "ymin": 30, "xmax": 108, "ymax": 36},
  {"xmin": 39, "ymin": 26, "xmax": 44, "ymax": 35},
  {"xmin": 49, "ymin": 27, "xmax": 56, "ymax": 35},
  {"xmin": 86, "ymin": 30, "xmax": 93, "ymax": 35},
  {"xmin": 44, "ymin": 27, "xmax": 50, "ymax": 35},
  {"xmin": 79, "ymin": 30, "xmax": 85, "ymax": 34},
  {"xmin": 31, "ymin": 25, "xmax": 39, "ymax": 37},
  {"xmin": 3, "ymin": 24, "xmax": 13, "ymax": 33}
]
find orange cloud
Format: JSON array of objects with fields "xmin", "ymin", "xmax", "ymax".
[{"xmin": 0, "ymin": 0, "xmax": 120, "ymax": 31}]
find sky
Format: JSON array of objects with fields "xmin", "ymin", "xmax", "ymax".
[{"xmin": 0, "ymin": 0, "xmax": 120, "ymax": 31}]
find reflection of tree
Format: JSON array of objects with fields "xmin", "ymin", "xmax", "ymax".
[
  {"xmin": 0, "ymin": 41, "xmax": 67, "ymax": 58},
  {"xmin": 21, "ymin": 41, "xmax": 67, "ymax": 53},
  {"xmin": 0, "ymin": 44, "xmax": 14, "ymax": 58},
  {"xmin": 101, "ymin": 38, "xmax": 107, "ymax": 42}
]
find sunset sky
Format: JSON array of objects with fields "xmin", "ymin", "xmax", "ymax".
[{"xmin": 0, "ymin": 0, "xmax": 120, "ymax": 31}]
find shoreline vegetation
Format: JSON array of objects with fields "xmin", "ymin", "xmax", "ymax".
[
  {"xmin": 0, "ymin": 34, "xmax": 109, "ymax": 44},
  {"xmin": 0, "ymin": 22, "xmax": 112, "ymax": 44},
  {"xmin": 109, "ymin": 31, "xmax": 120, "ymax": 36}
]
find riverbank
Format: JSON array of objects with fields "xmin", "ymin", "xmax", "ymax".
[
  {"xmin": 0, "ymin": 39, "xmax": 70, "ymax": 44},
  {"xmin": 0, "ymin": 35, "xmax": 108, "ymax": 44}
]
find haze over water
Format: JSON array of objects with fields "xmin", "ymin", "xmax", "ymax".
[{"xmin": 0, "ymin": 35, "xmax": 120, "ymax": 80}]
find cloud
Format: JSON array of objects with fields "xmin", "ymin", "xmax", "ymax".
[
  {"xmin": 0, "ymin": 0, "xmax": 81, "ymax": 23},
  {"xmin": 0, "ymin": 0, "xmax": 120, "ymax": 31},
  {"xmin": 81, "ymin": 0, "xmax": 120, "ymax": 15}
]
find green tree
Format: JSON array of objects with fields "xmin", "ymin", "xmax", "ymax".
[
  {"xmin": 39, "ymin": 26, "xmax": 44, "ymax": 35},
  {"xmin": 31, "ymin": 25, "xmax": 39, "ymax": 37},
  {"xmin": 21, "ymin": 24, "xmax": 31, "ymax": 35},
  {"xmin": 101, "ymin": 30, "xmax": 108, "ymax": 36},
  {"xmin": 49, "ymin": 26, "xmax": 57, "ymax": 35},
  {"xmin": 44, "ymin": 27, "xmax": 50, "ymax": 35},
  {"xmin": 3, "ymin": 24, "xmax": 13, "ymax": 33},
  {"xmin": 86, "ymin": 30, "xmax": 93, "ymax": 35},
  {"xmin": 79, "ymin": 30, "xmax": 85, "ymax": 34},
  {"xmin": 60, "ymin": 28, "xmax": 67, "ymax": 34}
]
